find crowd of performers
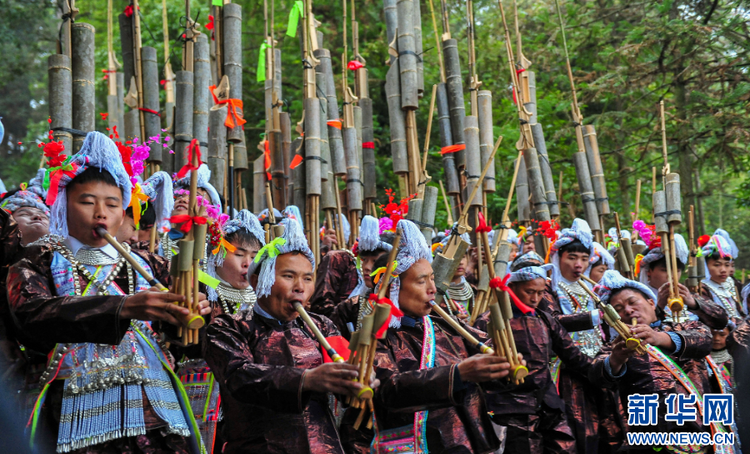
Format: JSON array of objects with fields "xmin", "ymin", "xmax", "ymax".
[{"xmin": 0, "ymin": 131, "xmax": 747, "ymax": 453}]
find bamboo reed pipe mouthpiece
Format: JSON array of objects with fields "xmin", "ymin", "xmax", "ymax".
[
  {"xmin": 430, "ymin": 301, "xmax": 494, "ymax": 355},
  {"xmin": 96, "ymin": 228, "xmax": 166, "ymax": 291},
  {"xmin": 293, "ymin": 302, "xmax": 345, "ymax": 363}
]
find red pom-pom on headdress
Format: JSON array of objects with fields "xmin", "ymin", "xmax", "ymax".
[{"xmin": 698, "ymin": 235, "xmax": 711, "ymax": 248}]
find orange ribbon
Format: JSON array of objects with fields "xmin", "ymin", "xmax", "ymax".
[
  {"xmin": 289, "ymin": 154, "xmax": 304, "ymax": 169},
  {"xmin": 440, "ymin": 144, "xmax": 466, "ymax": 155},
  {"xmin": 129, "ymin": 183, "xmax": 150, "ymax": 228},
  {"xmin": 209, "ymin": 85, "xmax": 247, "ymax": 129},
  {"xmin": 212, "ymin": 237, "xmax": 237, "ymax": 256},
  {"xmin": 326, "ymin": 120, "xmax": 343, "ymax": 130}
]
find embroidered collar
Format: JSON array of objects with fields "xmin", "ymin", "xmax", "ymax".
[{"xmin": 66, "ymin": 235, "xmax": 119, "ymax": 260}]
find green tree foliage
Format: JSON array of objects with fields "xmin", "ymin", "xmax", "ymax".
[{"xmin": 2, "ymin": 0, "xmax": 749, "ymax": 268}]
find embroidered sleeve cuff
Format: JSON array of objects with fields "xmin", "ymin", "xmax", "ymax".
[
  {"xmin": 667, "ymin": 332, "xmax": 683, "ymax": 356},
  {"xmin": 604, "ymin": 357, "xmax": 627, "ymax": 379}
]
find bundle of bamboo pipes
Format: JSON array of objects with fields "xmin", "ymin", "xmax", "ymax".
[
  {"xmin": 346, "ymin": 229, "xmax": 402, "ymax": 429},
  {"xmin": 169, "ymin": 146, "xmax": 208, "ymax": 345},
  {"xmin": 613, "ymin": 213, "xmax": 635, "ymax": 279},
  {"xmin": 580, "ymin": 275, "xmax": 646, "ymax": 355}
]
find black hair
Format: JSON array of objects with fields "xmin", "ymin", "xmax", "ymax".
[
  {"xmin": 609, "ymin": 286, "xmax": 652, "ymax": 304},
  {"xmin": 648, "ymin": 256, "xmax": 686, "ymax": 272},
  {"xmin": 705, "ymin": 251, "xmax": 729, "ymax": 263},
  {"xmin": 125, "ymin": 202, "xmax": 156, "ymax": 229},
  {"xmin": 67, "ymin": 167, "xmax": 121, "ymax": 195},
  {"xmin": 591, "ymin": 257, "xmax": 605, "ymax": 268},
  {"xmin": 372, "ymin": 253, "xmax": 390, "ymax": 273},
  {"xmin": 360, "ymin": 248, "xmax": 388, "ymax": 259},
  {"xmin": 225, "ymin": 229, "xmax": 263, "ymax": 251},
  {"xmin": 559, "ymin": 239, "xmax": 590, "ymax": 255},
  {"xmin": 380, "ymin": 232, "xmax": 396, "ymax": 246}
]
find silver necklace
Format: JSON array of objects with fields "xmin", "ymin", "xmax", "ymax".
[
  {"xmin": 52, "ymin": 240, "xmax": 131, "ymax": 296},
  {"xmin": 356, "ymin": 294, "xmax": 374, "ymax": 331},
  {"xmin": 446, "ymin": 280, "xmax": 474, "ymax": 303},
  {"xmin": 217, "ymin": 283, "xmax": 257, "ymax": 315}
]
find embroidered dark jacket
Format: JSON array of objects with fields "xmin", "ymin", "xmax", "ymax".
[
  {"xmin": 372, "ymin": 315, "xmax": 501, "ymax": 454},
  {"xmin": 203, "ymin": 310, "xmax": 346, "ymax": 454}
]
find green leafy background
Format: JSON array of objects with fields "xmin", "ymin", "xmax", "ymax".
[{"xmin": 1, "ymin": 0, "xmax": 749, "ymax": 272}]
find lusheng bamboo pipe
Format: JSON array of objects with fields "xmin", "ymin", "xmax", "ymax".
[
  {"xmin": 96, "ymin": 227, "xmax": 166, "ymax": 291},
  {"xmin": 347, "ymin": 230, "xmax": 402, "ymax": 428},
  {"xmin": 552, "ymin": 0, "xmax": 602, "ymax": 238},
  {"xmin": 580, "ymin": 275, "xmax": 645, "ymax": 354},
  {"xmin": 353, "ymin": 303, "xmax": 391, "ymax": 430},
  {"xmin": 660, "ymin": 101, "xmax": 684, "ymax": 319},
  {"xmin": 294, "ymin": 302, "xmax": 345, "ymax": 363},
  {"xmin": 430, "ymin": 302, "xmax": 494, "ymax": 355},
  {"xmin": 613, "ymin": 212, "xmax": 633, "ymax": 278},
  {"xmin": 632, "ymin": 179, "xmax": 642, "ymax": 225}
]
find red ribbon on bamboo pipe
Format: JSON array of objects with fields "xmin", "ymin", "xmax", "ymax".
[
  {"xmin": 489, "ymin": 274, "xmax": 536, "ymax": 315},
  {"xmin": 168, "ymin": 214, "xmax": 208, "ymax": 234},
  {"xmin": 477, "ymin": 212, "xmax": 492, "ymax": 234},
  {"xmin": 176, "ymin": 139, "xmax": 203, "ymax": 179}
]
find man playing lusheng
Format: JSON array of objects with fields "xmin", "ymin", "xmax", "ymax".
[
  {"xmin": 594, "ymin": 270, "xmax": 728, "ymax": 453},
  {"xmin": 369, "ymin": 220, "xmax": 516, "ymax": 454},
  {"xmin": 477, "ymin": 260, "xmax": 628, "ymax": 454},
  {"xmin": 637, "ymin": 231, "xmax": 727, "ymax": 328},
  {"xmin": 542, "ymin": 218, "xmax": 624, "ymax": 454},
  {"xmin": 7, "ymin": 132, "xmax": 211, "ymax": 453},
  {"xmin": 204, "ymin": 218, "xmax": 378, "ymax": 453}
]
